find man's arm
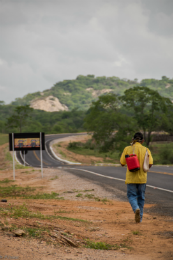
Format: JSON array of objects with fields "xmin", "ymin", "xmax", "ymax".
[
  {"xmin": 149, "ymin": 164, "xmax": 153, "ymax": 169},
  {"xmin": 120, "ymin": 148, "xmax": 126, "ymax": 167}
]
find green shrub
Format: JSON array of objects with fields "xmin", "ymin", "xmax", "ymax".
[
  {"xmin": 157, "ymin": 143, "xmax": 173, "ymax": 164},
  {"xmin": 85, "ymin": 240, "xmax": 116, "ymax": 250}
]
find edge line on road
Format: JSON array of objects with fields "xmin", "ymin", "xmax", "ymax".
[{"xmin": 62, "ymin": 167, "xmax": 173, "ymax": 194}]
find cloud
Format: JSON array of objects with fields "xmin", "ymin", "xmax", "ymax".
[{"xmin": 0, "ymin": 0, "xmax": 173, "ymax": 103}]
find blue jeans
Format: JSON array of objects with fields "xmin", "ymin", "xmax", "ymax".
[{"xmin": 127, "ymin": 184, "xmax": 146, "ymax": 221}]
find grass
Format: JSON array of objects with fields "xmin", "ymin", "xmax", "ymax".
[
  {"xmin": 84, "ymin": 194, "xmax": 109, "ymax": 203},
  {"xmin": 149, "ymin": 142, "xmax": 173, "ymax": 164},
  {"xmin": 75, "ymin": 191, "xmax": 109, "ymax": 203},
  {"xmin": 24, "ymin": 192, "xmax": 64, "ymax": 200},
  {"xmin": 85, "ymin": 194, "xmax": 95, "ymax": 199},
  {"xmin": 5, "ymin": 150, "xmax": 13, "ymax": 162},
  {"xmin": 59, "ymin": 150, "xmax": 67, "ymax": 158},
  {"xmin": 9, "ymin": 224, "xmax": 50, "ymax": 238},
  {"xmin": 0, "ymin": 185, "xmax": 64, "ymax": 200},
  {"xmin": 50, "ymin": 176, "xmax": 59, "ymax": 180},
  {"xmin": 101, "ymin": 198, "xmax": 109, "ymax": 203},
  {"xmin": 76, "ymin": 193, "xmax": 83, "ymax": 197},
  {"xmin": 85, "ymin": 240, "xmax": 120, "ymax": 250},
  {"xmin": 0, "ymin": 185, "xmax": 35, "ymax": 198},
  {"xmin": 0, "ymin": 204, "xmax": 89, "ymax": 223},
  {"xmin": 54, "ymin": 210, "xmax": 71, "ymax": 214},
  {"xmin": 68, "ymin": 146, "xmax": 120, "ymax": 163},
  {"xmin": 3, "ymin": 146, "xmax": 31, "ymax": 170},
  {"xmin": 25, "ymin": 227, "xmax": 50, "ymax": 238},
  {"xmin": 62, "ymin": 140, "xmax": 121, "ymax": 163},
  {"xmin": 132, "ymin": 230, "xmax": 141, "ymax": 235},
  {"xmin": 0, "ymin": 134, "xmax": 8, "ymax": 145},
  {"xmin": 0, "ymin": 178, "xmax": 15, "ymax": 184}
]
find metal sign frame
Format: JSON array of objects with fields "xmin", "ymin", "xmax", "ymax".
[
  {"xmin": 9, "ymin": 132, "xmax": 45, "ymax": 179},
  {"xmin": 9, "ymin": 132, "xmax": 45, "ymax": 151}
]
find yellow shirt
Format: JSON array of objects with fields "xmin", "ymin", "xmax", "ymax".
[{"xmin": 120, "ymin": 142, "xmax": 153, "ymax": 184}]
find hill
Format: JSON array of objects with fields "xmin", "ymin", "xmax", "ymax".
[{"xmin": 10, "ymin": 75, "xmax": 173, "ymax": 111}]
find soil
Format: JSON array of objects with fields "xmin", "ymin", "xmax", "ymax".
[{"xmin": 0, "ymin": 140, "xmax": 173, "ymax": 260}]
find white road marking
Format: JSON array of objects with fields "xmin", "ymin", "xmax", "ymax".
[
  {"xmin": 15, "ymin": 151, "xmax": 30, "ymax": 166},
  {"xmin": 47, "ymin": 139, "xmax": 81, "ymax": 165},
  {"xmin": 62, "ymin": 167, "xmax": 173, "ymax": 194},
  {"xmin": 146, "ymin": 185, "xmax": 173, "ymax": 193},
  {"xmin": 45, "ymin": 139, "xmax": 59, "ymax": 162}
]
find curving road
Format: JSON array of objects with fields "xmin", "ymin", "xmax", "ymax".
[{"xmin": 16, "ymin": 133, "xmax": 173, "ymax": 217}]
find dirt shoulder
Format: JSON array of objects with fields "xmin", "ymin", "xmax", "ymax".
[{"xmin": 0, "ymin": 142, "xmax": 173, "ymax": 260}]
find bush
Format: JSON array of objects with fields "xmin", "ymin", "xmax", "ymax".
[
  {"xmin": 158, "ymin": 143, "xmax": 173, "ymax": 164},
  {"xmin": 68, "ymin": 142, "xmax": 81, "ymax": 149}
]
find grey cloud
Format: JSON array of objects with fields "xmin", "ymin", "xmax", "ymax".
[{"xmin": 0, "ymin": 0, "xmax": 173, "ymax": 104}]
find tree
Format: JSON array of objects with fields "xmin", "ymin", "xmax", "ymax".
[
  {"xmin": 121, "ymin": 87, "xmax": 172, "ymax": 146},
  {"xmin": 6, "ymin": 105, "xmax": 33, "ymax": 133},
  {"xmin": 84, "ymin": 93, "xmax": 137, "ymax": 152},
  {"xmin": 0, "ymin": 101, "xmax": 5, "ymax": 106}
]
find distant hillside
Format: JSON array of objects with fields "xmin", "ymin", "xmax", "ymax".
[{"xmin": 10, "ymin": 75, "xmax": 173, "ymax": 111}]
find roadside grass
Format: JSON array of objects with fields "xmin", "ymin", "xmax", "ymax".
[
  {"xmin": 73, "ymin": 189, "xmax": 95, "ymax": 193},
  {"xmin": 149, "ymin": 142, "xmax": 173, "ymax": 165},
  {"xmin": 24, "ymin": 192, "xmax": 64, "ymax": 200},
  {"xmin": 54, "ymin": 210, "xmax": 71, "ymax": 214},
  {"xmin": 8, "ymin": 224, "xmax": 50, "ymax": 238},
  {"xmin": 84, "ymin": 194, "xmax": 94, "ymax": 199},
  {"xmin": 59, "ymin": 150, "xmax": 67, "ymax": 158},
  {"xmin": 76, "ymin": 193, "xmax": 83, "ymax": 197},
  {"xmin": 0, "ymin": 184, "xmax": 64, "ymax": 200},
  {"xmin": 50, "ymin": 176, "xmax": 59, "ymax": 180},
  {"xmin": 85, "ymin": 240, "xmax": 120, "ymax": 250},
  {"xmin": 132, "ymin": 230, "xmax": 141, "ymax": 235},
  {"xmin": 0, "ymin": 178, "xmax": 15, "ymax": 184},
  {"xmin": 0, "ymin": 134, "xmax": 8, "ymax": 145},
  {"xmin": 0, "ymin": 204, "xmax": 89, "ymax": 223},
  {"xmin": 66, "ymin": 139, "xmax": 173, "ymax": 165},
  {"xmin": 5, "ymin": 150, "xmax": 13, "ymax": 162},
  {"xmin": 3, "ymin": 146, "xmax": 31, "ymax": 170},
  {"xmin": 75, "ymin": 191, "xmax": 109, "ymax": 203},
  {"xmin": 82, "ymin": 193, "xmax": 109, "ymax": 203},
  {"xmin": 0, "ymin": 185, "xmax": 35, "ymax": 198},
  {"xmin": 24, "ymin": 227, "xmax": 50, "ymax": 238},
  {"xmin": 67, "ymin": 141, "xmax": 120, "ymax": 163}
]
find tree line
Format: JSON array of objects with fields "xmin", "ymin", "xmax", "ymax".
[{"xmin": 0, "ymin": 105, "xmax": 86, "ymax": 134}]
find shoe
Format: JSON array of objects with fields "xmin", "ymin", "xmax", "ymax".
[{"xmin": 135, "ymin": 208, "xmax": 140, "ymax": 223}]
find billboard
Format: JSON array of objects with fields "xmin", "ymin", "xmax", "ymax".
[{"xmin": 9, "ymin": 133, "xmax": 45, "ymax": 151}]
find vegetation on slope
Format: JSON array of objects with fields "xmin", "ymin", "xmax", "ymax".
[{"xmin": 8, "ymin": 75, "xmax": 173, "ymax": 110}]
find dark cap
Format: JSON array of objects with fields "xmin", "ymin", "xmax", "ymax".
[{"xmin": 133, "ymin": 132, "xmax": 143, "ymax": 141}]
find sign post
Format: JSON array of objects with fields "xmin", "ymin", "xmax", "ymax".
[
  {"xmin": 40, "ymin": 132, "xmax": 43, "ymax": 178},
  {"xmin": 24, "ymin": 151, "xmax": 25, "ymax": 167},
  {"xmin": 12, "ymin": 133, "xmax": 15, "ymax": 180},
  {"xmin": 9, "ymin": 133, "xmax": 45, "ymax": 179}
]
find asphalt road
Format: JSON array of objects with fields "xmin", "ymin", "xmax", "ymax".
[{"xmin": 16, "ymin": 133, "xmax": 173, "ymax": 217}]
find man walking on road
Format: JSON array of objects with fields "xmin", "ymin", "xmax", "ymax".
[{"xmin": 120, "ymin": 132, "xmax": 153, "ymax": 223}]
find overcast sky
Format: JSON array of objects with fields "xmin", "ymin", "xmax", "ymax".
[{"xmin": 0, "ymin": 0, "xmax": 173, "ymax": 104}]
